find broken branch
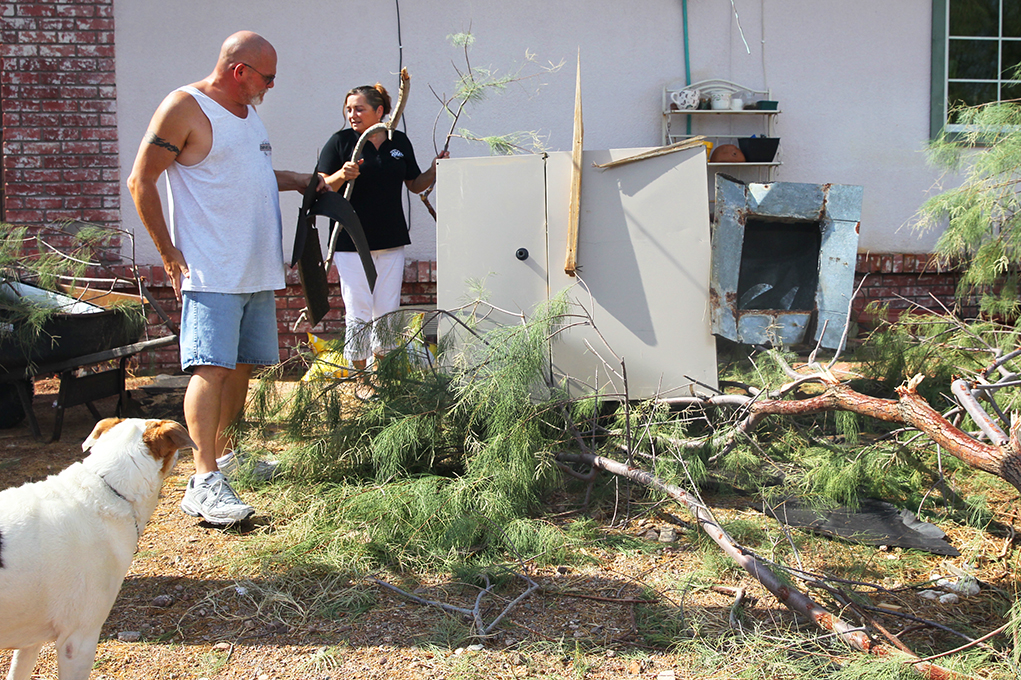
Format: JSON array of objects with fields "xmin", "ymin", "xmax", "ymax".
[
  {"xmin": 554, "ymin": 450, "xmax": 960, "ymax": 679},
  {"xmin": 747, "ymin": 375, "xmax": 1021, "ymax": 492}
]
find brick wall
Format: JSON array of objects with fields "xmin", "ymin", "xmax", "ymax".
[
  {"xmin": 3, "ymin": 244, "xmax": 976, "ymax": 376},
  {"xmin": 1, "ymin": 72, "xmax": 4, "ymax": 218},
  {"xmin": 853, "ymin": 252, "xmax": 975, "ymax": 325},
  {"xmin": 119, "ymin": 252, "xmax": 972, "ymax": 375},
  {"xmin": 0, "ymin": 0, "xmax": 120, "ymax": 232}
]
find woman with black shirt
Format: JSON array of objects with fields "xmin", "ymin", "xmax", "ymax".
[{"xmin": 318, "ymin": 83, "xmax": 446, "ymax": 380}]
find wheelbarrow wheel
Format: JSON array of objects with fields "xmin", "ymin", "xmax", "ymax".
[{"xmin": 0, "ymin": 379, "xmax": 33, "ymax": 429}]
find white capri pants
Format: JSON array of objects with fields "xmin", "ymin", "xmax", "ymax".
[{"xmin": 334, "ymin": 246, "xmax": 405, "ymax": 362}]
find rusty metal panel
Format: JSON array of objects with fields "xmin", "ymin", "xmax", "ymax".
[
  {"xmin": 709, "ymin": 177, "xmax": 747, "ymax": 341},
  {"xmin": 817, "ymin": 183, "xmax": 864, "ymax": 348},
  {"xmin": 746, "ymin": 181, "xmax": 825, "ymax": 219},
  {"xmin": 710, "ymin": 175, "xmax": 863, "ymax": 350}
]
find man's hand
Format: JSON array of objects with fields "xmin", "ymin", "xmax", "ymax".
[
  {"xmin": 275, "ymin": 170, "xmax": 331, "ymax": 193},
  {"xmin": 161, "ymin": 246, "xmax": 190, "ymax": 301}
]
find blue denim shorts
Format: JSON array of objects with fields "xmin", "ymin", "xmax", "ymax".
[{"xmin": 180, "ymin": 290, "xmax": 279, "ymax": 371}]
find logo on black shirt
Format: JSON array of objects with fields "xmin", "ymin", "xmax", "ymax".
[{"xmin": 390, "ymin": 149, "xmax": 404, "ymax": 160}]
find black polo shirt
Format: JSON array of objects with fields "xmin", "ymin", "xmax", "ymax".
[{"xmin": 318, "ymin": 128, "xmax": 423, "ymax": 251}]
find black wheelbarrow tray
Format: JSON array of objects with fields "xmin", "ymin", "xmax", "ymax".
[{"xmin": 0, "ymin": 280, "xmax": 176, "ymax": 441}]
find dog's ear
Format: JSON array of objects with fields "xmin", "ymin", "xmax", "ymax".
[
  {"xmin": 83, "ymin": 417, "xmax": 125, "ymax": 452},
  {"xmin": 143, "ymin": 420, "xmax": 196, "ymax": 467}
]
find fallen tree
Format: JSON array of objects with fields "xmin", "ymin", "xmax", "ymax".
[
  {"xmin": 748, "ymin": 374, "xmax": 1021, "ymax": 493},
  {"xmin": 249, "ymin": 298, "xmax": 1019, "ymax": 677}
]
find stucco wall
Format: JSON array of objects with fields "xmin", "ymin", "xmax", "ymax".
[{"xmin": 113, "ymin": 0, "xmax": 941, "ymax": 266}]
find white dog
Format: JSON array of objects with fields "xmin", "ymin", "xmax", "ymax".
[{"xmin": 0, "ymin": 417, "xmax": 194, "ymax": 680}]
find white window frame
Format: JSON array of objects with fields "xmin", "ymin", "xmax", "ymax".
[{"xmin": 931, "ymin": 0, "xmax": 1021, "ymax": 137}]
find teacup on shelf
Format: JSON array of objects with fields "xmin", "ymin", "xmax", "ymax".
[
  {"xmin": 670, "ymin": 88, "xmax": 701, "ymax": 110},
  {"xmin": 711, "ymin": 92, "xmax": 732, "ymax": 110}
]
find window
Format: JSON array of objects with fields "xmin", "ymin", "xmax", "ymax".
[{"xmin": 931, "ymin": 0, "xmax": 1021, "ymax": 135}]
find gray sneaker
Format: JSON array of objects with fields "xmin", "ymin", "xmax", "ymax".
[
  {"xmin": 180, "ymin": 472, "xmax": 255, "ymax": 525},
  {"xmin": 216, "ymin": 450, "xmax": 281, "ymax": 482}
]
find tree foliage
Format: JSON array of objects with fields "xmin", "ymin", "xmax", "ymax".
[
  {"xmin": 918, "ymin": 88, "xmax": 1021, "ymax": 317},
  {"xmin": 430, "ymin": 31, "xmax": 562, "ymax": 156},
  {"xmin": 248, "ymin": 295, "xmax": 586, "ymax": 570},
  {"xmin": 245, "ymin": 289, "xmax": 1007, "ymax": 575}
]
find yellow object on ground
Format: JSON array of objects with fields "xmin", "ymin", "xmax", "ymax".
[
  {"xmin": 301, "ymin": 316, "xmax": 438, "ymax": 383},
  {"xmin": 301, "ymin": 332, "xmax": 350, "ymax": 382}
]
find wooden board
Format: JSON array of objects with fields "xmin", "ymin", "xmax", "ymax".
[{"xmin": 564, "ymin": 50, "xmax": 583, "ymax": 276}]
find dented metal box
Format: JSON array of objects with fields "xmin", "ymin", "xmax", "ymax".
[{"xmin": 710, "ymin": 175, "xmax": 863, "ymax": 350}]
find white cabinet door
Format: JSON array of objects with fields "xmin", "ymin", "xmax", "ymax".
[
  {"xmin": 437, "ymin": 147, "xmax": 718, "ymax": 399},
  {"xmin": 546, "ymin": 147, "xmax": 717, "ymax": 398},
  {"xmin": 436, "ymin": 154, "xmax": 550, "ymax": 332}
]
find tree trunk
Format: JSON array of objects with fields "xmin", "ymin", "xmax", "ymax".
[{"xmin": 748, "ymin": 375, "xmax": 1021, "ymax": 493}]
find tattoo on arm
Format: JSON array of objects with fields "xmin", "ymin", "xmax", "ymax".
[{"xmin": 144, "ymin": 132, "xmax": 181, "ymax": 156}]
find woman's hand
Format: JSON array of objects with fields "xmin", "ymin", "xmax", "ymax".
[
  {"xmin": 341, "ymin": 159, "xmax": 362, "ymax": 181},
  {"xmin": 407, "ymin": 150, "xmax": 450, "ymax": 194},
  {"xmin": 322, "ymin": 159, "xmax": 363, "ymax": 191},
  {"xmin": 431, "ymin": 150, "xmax": 450, "ymax": 170}
]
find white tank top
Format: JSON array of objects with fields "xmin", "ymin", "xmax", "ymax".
[{"xmin": 165, "ymin": 86, "xmax": 285, "ymax": 293}]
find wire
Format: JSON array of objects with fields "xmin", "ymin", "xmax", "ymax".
[
  {"xmin": 394, "ymin": 0, "xmax": 412, "ymax": 228},
  {"xmin": 760, "ymin": 0, "xmax": 768, "ymax": 89},
  {"xmin": 729, "ymin": 0, "xmax": 751, "ymax": 54}
]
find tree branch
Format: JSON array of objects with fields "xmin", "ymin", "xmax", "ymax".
[{"xmin": 555, "ymin": 450, "xmax": 961, "ymax": 679}]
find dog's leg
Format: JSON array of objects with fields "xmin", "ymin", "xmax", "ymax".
[
  {"xmin": 7, "ymin": 643, "xmax": 42, "ymax": 680},
  {"xmin": 55, "ymin": 630, "xmax": 102, "ymax": 680}
]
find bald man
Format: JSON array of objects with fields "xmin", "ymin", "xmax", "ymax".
[{"xmin": 128, "ymin": 31, "xmax": 323, "ymax": 526}]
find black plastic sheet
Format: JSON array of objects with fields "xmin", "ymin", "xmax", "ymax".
[
  {"xmin": 762, "ymin": 497, "xmax": 959, "ymax": 556},
  {"xmin": 291, "ymin": 171, "xmax": 377, "ymax": 327}
]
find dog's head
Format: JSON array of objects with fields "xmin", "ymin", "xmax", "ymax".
[{"xmin": 82, "ymin": 418, "xmax": 195, "ymax": 501}]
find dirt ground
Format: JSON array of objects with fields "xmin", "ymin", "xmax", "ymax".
[{"xmin": 0, "ymin": 376, "xmax": 1017, "ymax": 679}]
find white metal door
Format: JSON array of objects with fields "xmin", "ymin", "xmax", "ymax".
[
  {"xmin": 546, "ymin": 147, "xmax": 718, "ymax": 399},
  {"xmin": 436, "ymin": 147, "xmax": 718, "ymax": 399},
  {"xmin": 436, "ymin": 153, "xmax": 550, "ymax": 332}
]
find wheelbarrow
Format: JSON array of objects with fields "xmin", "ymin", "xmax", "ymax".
[{"xmin": 0, "ymin": 279, "xmax": 177, "ymax": 441}]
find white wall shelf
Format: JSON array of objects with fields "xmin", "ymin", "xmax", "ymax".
[{"xmin": 662, "ymin": 79, "xmax": 781, "ymax": 181}]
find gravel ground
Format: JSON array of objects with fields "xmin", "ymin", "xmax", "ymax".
[{"xmin": 0, "ymin": 377, "xmax": 1016, "ymax": 679}]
